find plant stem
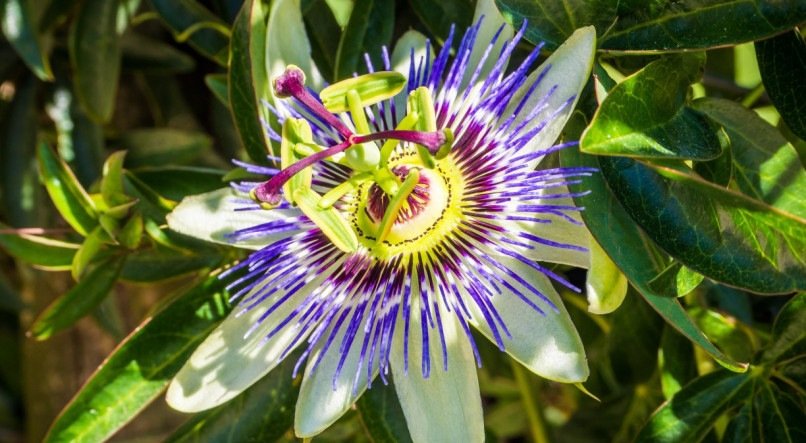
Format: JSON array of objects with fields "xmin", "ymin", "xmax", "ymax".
[{"xmin": 511, "ymin": 360, "xmax": 550, "ymax": 443}]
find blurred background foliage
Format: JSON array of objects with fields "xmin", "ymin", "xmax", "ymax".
[{"xmin": 0, "ymin": 0, "xmax": 804, "ymax": 442}]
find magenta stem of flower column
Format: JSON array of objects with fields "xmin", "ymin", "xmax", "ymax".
[
  {"xmin": 273, "ymin": 67, "xmax": 353, "ymax": 139},
  {"xmin": 252, "ymin": 140, "xmax": 352, "ymax": 205},
  {"xmin": 351, "ymin": 130, "xmax": 446, "ymax": 153}
]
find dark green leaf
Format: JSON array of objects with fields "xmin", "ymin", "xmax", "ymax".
[
  {"xmin": 132, "ymin": 166, "xmax": 225, "ymax": 201},
  {"xmin": 689, "ymin": 307, "xmax": 755, "ymax": 363},
  {"xmin": 692, "ymin": 98, "xmax": 806, "ymax": 218},
  {"xmin": 659, "ymin": 326, "xmax": 698, "ymax": 399},
  {"xmin": 598, "ymin": 156, "xmax": 806, "ymax": 294},
  {"xmin": 694, "ymin": 144, "xmax": 733, "ymax": 187},
  {"xmin": 30, "ymin": 255, "xmax": 125, "ymax": 340},
  {"xmin": 0, "ymin": 222, "xmax": 78, "ymax": 269},
  {"xmin": 756, "ymin": 30, "xmax": 806, "ymax": 140},
  {"xmin": 357, "ymin": 380, "xmax": 413, "ymax": 443},
  {"xmin": 334, "ymin": 0, "xmax": 394, "ymax": 80},
  {"xmin": 69, "ymin": 0, "xmax": 121, "ymax": 123},
  {"xmin": 762, "ymin": 293, "xmax": 805, "ymax": 365},
  {"xmin": 724, "ymin": 380, "xmax": 806, "ymax": 443},
  {"xmin": 411, "ymin": 0, "xmax": 475, "ymax": 47},
  {"xmin": 635, "ymin": 370, "xmax": 752, "ymax": 443},
  {"xmin": 1, "ymin": 0, "xmax": 53, "ymax": 80},
  {"xmin": 121, "ymin": 32, "xmax": 196, "ymax": 73},
  {"xmin": 1, "ymin": 73, "xmax": 38, "ymax": 227},
  {"xmin": 166, "ymin": 356, "xmax": 299, "ymax": 443},
  {"xmin": 120, "ymin": 247, "xmax": 221, "ymax": 282},
  {"xmin": 496, "ymin": 0, "xmax": 806, "ymax": 51},
  {"xmin": 205, "ymin": 73, "xmax": 228, "ymax": 105},
  {"xmin": 37, "ymin": 143, "xmax": 98, "ymax": 236},
  {"xmin": 304, "ymin": 0, "xmax": 341, "ymax": 83},
  {"xmin": 148, "ymin": 0, "xmax": 229, "ymax": 65},
  {"xmin": 582, "ymin": 53, "xmax": 724, "ymax": 160},
  {"xmin": 229, "ymin": 0, "xmax": 273, "ymax": 163},
  {"xmin": 562, "ymin": 146, "xmax": 747, "ymax": 372},
  {"xmin": 117, "ymin": 128, "xmax": 212, "ymax": 167},
  {"xmin": 43, "ymin": 273, "xmax": 232, "ymax": 443}
]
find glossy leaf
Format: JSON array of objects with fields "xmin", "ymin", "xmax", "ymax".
[
  {"xmin": 229, "ymin": 0, "xmax": 272, "ymax": 163},
  {"xmin": 762, "ymin": 293, "xmax": 805, "ymax": 365},
  {"xmin": 148, "ymin": 0, "xmax": 229, "ymax": 65},
  {"xmin": 357, "ymin": 381, "xmax": 413, "ymax": 443},
  {"xmin": 598, "ymin": 156, "xmax": 806, "ymax": 294},
  {"xmin": 649, "ymin": 262, "xmax": 705, "ymax": 298},
  {"xmin": 692, "ymin": 98, "xmax": 806, "ymax": 218},
  {"xmin": 37, "ymin": 143, "xmax": 98, "ymax": 236},
  {"xmin": 334, "ymin": 0, "xmax": 394, "ymax": 80},
  {"xmin": 121, "ymin": 32, "xmax": 196, "ymax": 73},
  {"xmin": 635, "ymin": 370, "xmax": 752, "ymax": 443},
  {"xmin": 166, "ymin": 357, "xmax": 299, "ymax": 443},
  {"xmin": 43, "ymin": 273, "xmax": 232, "ymax": 443},
  {"xmin": 69, "ymin": 0, "xmax": 121, "ymax": 123},
  {"xmin": 1, "ymin": 0, "xmax": 53, "ymax": 80},
  {"xmin": 117, "ymin": 128, "xmax": 212, "ymax": 167},
  {"xmin": 0, "ymin": 223, "xmax": 79, "ymax": 270},
  {"xmin": 756, "ymin": 30, "xmax": 806, "ymax": 140},
  {"xmin": 562, "ymin": 146, "xmax": 747, "ymax": 372},
  {"xmin": 582, "ymin": 53, "xmax": 724, "ymax": 160},
  {"xmin": 100, "ymin": 151, "xmax": 129, "ymax": 207},
  {"xmin": 496, "ymin": 0, "xmax": 806, "ymax": 51},
  {"xmin": 689, "ymin": 307, "xmax": 755, "ymax": 363},
  {"xmin": 30, "ymin": 255, "xmax": 125, "ymax": 340}
]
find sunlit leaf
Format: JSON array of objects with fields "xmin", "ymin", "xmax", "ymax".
[
  {"xmin": 37, "ymin": 143, "xmax": 98, "ymax": 236},
  {"xmin": 1, "ymin": 0, "xmax": 53, "ymax": 80},
  {"xmin": 0, "ymin": 222, "xmax": 79, "ymax": 270}
]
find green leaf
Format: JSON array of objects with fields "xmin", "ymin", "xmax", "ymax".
[
  {"xmin": 71, "ymin": 226, "xmax": 110, "ymax": 280},
  {"xmin": 756, "ymin": 30, "xmax": 806, "ymax": 140},
  {"xmin": 635, "ymin": 370, "xmax": 753, "ymax": 443},
  {"xmin": 229, "ymin": 0, "xmax": 272, "ymax": 163},
  {"xmin": 692, "ymin": 98, "xmax": 806, "ymax": 218},
  {"xmin": 1, "ymin": 0, "xmax": 53, "ymax": 80},
  {"xmin": 101, "ymin": 151, "xmax": 129, "ymax": 207},
  {"xmin": 649, "ymin": 262, "xmax": 705, "ymax": 298},
  {"xmin": 496, "ymin": 0, "xmax": 806, "ymax": 51},
  {"xmin": 148, "ymin": 0, "xmax": 229, "ymax": 65},
  {"xmin": 121, "ymin": 32, "xmax": 196, "ymax": 73},
  {"xmin": 581, "ymin": 53, "xmax": 724, "ymax": 160},
  {"xmin": 30, "ymin": 255, "xmax": 125, "ymax": 340},
  {"xmin": 762, "ymin": 293, "xmax": 805, "ymax": 365},
  {"xmin": 724, "ymin": 380, "xmax": 806, "ymax": 443},
  {"xmin": 303, "ymin": 0, "xmax": 341, "ymax": 83},
  {"xmin": 116, "ymin": 128, "xmax": 212, "ymax": 167},
  {"xmin": 334, "ymin": 0, "xmax": 394, "ymax": 80},
  {"xmin": 410, "ymin": 0, "xmax": 475, "ymax": 47},
  {"xmin": 357, "ymin": 381, "xmax": 413, "ymax": 443},
  {"xmin": 0, "ymin": 222, "xmax": 79, "ymax": 270},
  {"xmin": 69, "ymin": 0, "xmax": 122, "ymax": 123},
  {"xmin": 37, "ymin": 143, "xmax": 98, "ymax": 236},
  {"xmin": 562, "ymin": 146, "xmax": 747, "ymax": 372},
  {"xmin": 688, "ymin": 307, "xmax": 755, "ymax": 363},
  {"xmin": 165, "ymin": 356, "xmax": 299, "ymax": 443},
  {"xmin": 120, "ymin": 247, "xmax": 221, "ymax": 282},
  {"xmin": 598, "ymin": 156, "xmax": 806, "ymax": 294},
  {"xmin": 132, "ymin": 166, "xmax": 225, "ymax": 201},
  {"xmin": 43, "ymin": 273, "xmax": 232, "ymax": 443}
]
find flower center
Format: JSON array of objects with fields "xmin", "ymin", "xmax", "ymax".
[{"xmin": 366, "ymin": 165, "xmax": 431, "ymax": 225}]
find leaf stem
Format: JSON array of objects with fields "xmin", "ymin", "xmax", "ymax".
[{"xmin": 511, "ymin": 360, "xmax": 550, "ymax": 443}]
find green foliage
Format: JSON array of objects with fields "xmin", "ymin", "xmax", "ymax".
[{"xmin": 0, "ymin": 0, "xmax": 803, "ymax": 442}]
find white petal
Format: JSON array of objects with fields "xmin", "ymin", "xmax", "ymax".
[
  {"xmin": 505, "ymin": 26, "xmax": 596, "ymax": 160},
  {"xmin": 166, "ymin": 187, "xmax": 304, "ymax": 250},
  {"xmin": 586, "ymin": 237, "xmax": 628, "ymax": 314},
  {"xmin": 166, "ymin": 276, "xmax": 314, "ymax": 412},
  {"xmin": 266, "ymin": 0, "xmax": 324, "ymax": 91},
  {"xmin": 391, "ymin": 298, "xmax": 484, "ymax": 443},
  {"xmin": 295, "ymin": 313, "xmax": 378, "ymax": 437},
  {"xmin": 465, "ymin": 0, "xmax": 513, "ymax": 89},
  {"xmin": 470, "ymin": 252, "xmax": 588, "ymax": 383}
]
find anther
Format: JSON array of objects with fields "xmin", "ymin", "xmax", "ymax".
[{"xmin": 273, "ymin": 66, "xmax": 353, "ymax": 139}]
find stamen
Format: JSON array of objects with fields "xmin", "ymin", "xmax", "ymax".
[
  {"xmin": 352, "ymin": 129, "xmax": 451, "ymax": 154},
  {"xmin": 251, "ymin": 140, "xmax": 352, "ymax": 206},
  {"xmin": 273, "ymin": 66, "xmax": 353, "ymax": 139}
]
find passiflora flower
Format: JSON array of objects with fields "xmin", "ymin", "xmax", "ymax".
[{"xmin": 165, "ymin": 0, "xmax": 597, "ymax": 440}]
